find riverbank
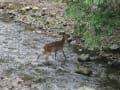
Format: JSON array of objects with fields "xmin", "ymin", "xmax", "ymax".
[{"xmin": 0, "ymin": 0, "xmax": 120, "ymax": 90}]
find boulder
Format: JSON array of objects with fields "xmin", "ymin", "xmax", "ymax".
[
  {"xmin": 89, "ymin": 56, "xmax": 100, "ymax": 61},
  {"xmin": 75, "ymin": 66, "xmax": 92, "ymax": 76},
  {"xmin": 32, "ymin": 6, "xmax": 39, "ymax": 10},
  {"xmin": 78, "ymin": 86, "xmax": 95, "ymax": 90},
  {"xmin": 109, "ymin": 44, "xmax": 119, "ymax": 51},
  {"xmin": 0, "ymin": 3, "xmax": 6, "ymax": 9},
  {"xmin": 67, "ymin": 37, "xmax": 73, "ymax": 43},
  {"xmin": 70, "ymin": 40, "xmax": 76, "ymax": 46},
  {"xmin": 21, "ymin": 6, "xmax": 32, "ymax": 11},
  {"xmin": 78, "ymin": 54, "xmax": 90, "ymax": 62}
]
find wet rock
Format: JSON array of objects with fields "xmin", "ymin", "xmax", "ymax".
[
  {"xmin": 75, "ymin": 66, "xmax": 92, "ymax": 76},
  {"xmin": 70, "ymin": 40, "xmax": 76, "ymax": 46},
  {"xmin": 42, "ymin": 7, "xmax": 47, "ymax": 12},
  {"xmin": 110, "ymin": 59, "xmax": 120, "ymax": 68},
  {"xmin": 32, "ymin": 6, "xmax": 39, "ymax": 10},
  {"xmin": 1, "ymin": 87, "xmax": 9, "ymax": 90},
  {"xmin": 7, "ymin": 10, "xmax": 16, "ymax": 18},
  {"xmin": 88, "ymin": 47, "xmax": 94, "ymax": 51},
  {"xmin": 56, "ymin": 67, "xmax": 68, "ymax": 73},
  {"xmin": 78, "ymin": 48, "xmax": 83, "ymax": 52},
  {"xmin": 43, "ymin": 60, "xmax": 59, "ymax": 66},
  {"xmin": 40, "ymin": 82, "xmax": 58, "ymax": 90},
  {"xmin": 41, "ymin": 7, "xmax": 47, "ymax": 16},
  {"xmin": 63, "ymin": 23, "xmax": 67, "ymax": 27},
  {"xmin": 46, "ymin": 17, "xmax": 54, "ymax": 25},
  {"xmin": 109, "ymin": 44, "xmax": 119, "ymax": 51},
  {"xmin": 0, "ymin": 3, "xmax": 6, "ymax": 9},
  {"xmin": 0, "ymin": 9, "xmax": 3, "ymax": 14},
  {"xmin": 90, "ymin": 56, "xmax": 100, "ymax": 61},
  {"xmin": 0, "ymin": 77, "xmax": 4, "ymax": 80},
  {"xmin": 41, "ymin": 12, "xmax": 47, "ymax": 16},
  {"xmin": 67, "ymin": 37, "xmax": 73, "ymax": 43},
  {"xmin": 78, "ymin": 86, "xmax": 95, "ymax": 90},
  {"xmin": 78, "ymin": 54, "xmax": 90, "ymax": 62},
  {"xmin": 21, "ymin": 6, "xmax": 32, "ymax": 11},
  {"xmin": 12, "ymin": 78, "xmax": 24, "ymax": 87},
  {"xmin": 50, "ymin": 11, "xmax": 56, "ymax": 17},
  {"xmin": 58, "ymin": 31, "xmax": 65, "ymax": 35},
  {"xmin": 34, "ymin": 77, "xmax": 46, "ymax": 83}
]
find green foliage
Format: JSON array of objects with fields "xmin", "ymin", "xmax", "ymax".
[
  {"xmin": 64, "ymin": 0, "xmax": 120, "ymax": 48},
  {"xmin": 83, "ymin": 30, "xmax": 100, "ymax": 48}
]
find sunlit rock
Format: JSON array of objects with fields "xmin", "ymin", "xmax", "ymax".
[
  {"xmin": 78, "ymin": 86, "xmax": 95, "ymax": 90},
  {"xmin": 78, "ymin": 54, "xmax": 90, "ymax": 62}
]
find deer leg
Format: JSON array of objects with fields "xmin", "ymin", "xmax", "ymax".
[
  {"xmin": 45, "ymin": 53, "xmax": 49, "ymax": 61},
  {"xmin": 36, "ymin": 54, "xmax": 41, "ymax": 61},
  {"xmin": 62, "ymin": 50, "xmax": 67, "ymax": 60},
  {"xmin": 55, "ymin": 51, "xmax": 57, "ymax": 60}
]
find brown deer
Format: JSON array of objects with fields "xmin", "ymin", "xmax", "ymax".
[{"xmin": 37, "ymin": 33, "xmax": 70, "ymax": 61}]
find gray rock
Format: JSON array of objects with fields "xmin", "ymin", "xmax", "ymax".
[
  {"xmin": 109, "ymin": 44, "xmax": 119, "ymax": 51},
  {"xmin": 43, "ymin": 60, "xmax": 59, "ymax": 66},
  {"xmin": 0, "ymin": 3, "xmax": 6, "ymax": 9},
  {"xmin": 32, "ymin": 6, "xmax": 39, "ymax": 10},
  {"xmin": 78, "ymin": 48, "xmax": 83, "ymax": 52},
  {"xmin": 70, "ymin": 40, "xmax": 76, "ymax": 45},
  {"xmin": 75, "ymin": 66, "xmax": 92, "ymax": 76},
  {"xmin": 21, "ymin": 6, "xmax": 32, "ymax": 11},
  {"xmin": 67, "ymin": 37, "xmax": 73, "ymax": 43},
  {"xmin": 79, "ymin": 86, "xmax": 95, "ymax": 90},
  {"xmin": 42, "ymin": 7, "xmax": 47, "ymax": 12},
  {"xmin": 41, "ymin": 7, "xmax": 47, "ymax": 16},
  {"xmin": 90, "ymin": 56, "xmax": 100, "ymax": 60},
  {"xmin": 78, "ymin": 54, "xmax": 90, "ymax": 62}
]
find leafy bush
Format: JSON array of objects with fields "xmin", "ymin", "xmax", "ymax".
[{"xmin": 64, "ymin": 0, "xmax": 120, "ymax": 48}]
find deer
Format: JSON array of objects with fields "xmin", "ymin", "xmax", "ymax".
[{"xmin": 36, "ymin": 33, "xmax": 70, "ymax": 61}]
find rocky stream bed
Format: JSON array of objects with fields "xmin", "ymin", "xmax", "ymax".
[{"xmin": 0, "ymin": 1, "xmax": 120, "ymax": 90}]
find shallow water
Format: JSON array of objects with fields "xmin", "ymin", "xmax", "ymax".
[{"xmin": 0, "ymin": 20, "xmax": 119, "ymax": 90}]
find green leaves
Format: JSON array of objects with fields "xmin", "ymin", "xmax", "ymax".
[
  {"xmin": 64, "ymin": 0, "xmax": 120, "ymax": 48},
  {"xmin": 83, "ymin": 30, "xmax": 100, "ymax": 48},
  {"xmin": 84, "ymin": 0, "xmax": 104, "ymax": 5},
  {"xmin": 65, "ymin": 3, "xmax": 82, "ymax": 20}
]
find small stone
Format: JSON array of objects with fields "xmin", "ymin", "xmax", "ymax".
[
  {"xmin": 0, "ymin": 77, "xmax": 4, "ymax": 80},
  {"xmin": 42, "ymin": 7, "xmax": 47, "ymax": 12},
  {"xmin": 88, "ymin": 47, "xmax": 94, "ymax": 51},
  {"xmin": 70, "ymin": 40, "xmax": 76, "ymax": 45},
  {"xmin": 75, "ymin": 66, "xmax": 92, "ymax": 76},
  {"xmin": 32, "ymin": 6, "xmax": 39, "ymax": 10},
  {"xmin": 43, "ymin": 60, "xmax": 59, "ymax": 66},
  {"xmin": 41, "ymin": 12, "xmax": 47, "ymax": 16},
  {"xmin": 52, "ymin": 33, "xmax": 58, "ymax": 37},
  {"xmin": 0, "ymin": 4, "xmax": 6, "ymax": 9},
  {"xmin": 2, "ymin": 87, "xmax": 9, "ymax": 90},
  {"xmin": 78, "ymin": 54, "xmax": 90, "ymax": 62},
  {"xmin": 46, "ymin": 17, "xmax": 54, "ymax": 24},
  {"xmin": 78, "ymin": 86, "xmax": 95, "ymax": 90},
  {"xmin": 59, "ymin": 31, "xmax": 65, "ymax": 35},
  {"xmin": 63, "ymin": 23, "xmax": 67, "ymax": 26},
  {"xmin": 56, "ymin": 67, "xmax": 68, "ymax": 73},
  {"xmin": 50, "ymin": 11, "xmax": 56, "ymax": 17},
  {"xmin": 21, "ymin": 6, "xmax": 32, "ymax": 11},
  {"xmin": 12, "ymin": 78, "xmax": 24, "ymax": 86},
  {"xmin": 78, "ymin": 48, "xmax": 82, "ymax": 52},
  {"xmin": 90, "ymin": 56, "xmax": 99, "ymax": 60},
  {"xmin": 36, "ymin": 30, "xmax": 42, "ymax": 34},
  {"xmin": 109, "ymin": 44, "xmax": 119, "ymax": 51},
  {"xmin": 67, "ymin": 37, "xmax": 73, "ymax": 43}
]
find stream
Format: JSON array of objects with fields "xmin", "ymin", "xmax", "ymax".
[{"xmin": 0, "ymin": 20, "xmax": 120, "ymax": 90}]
